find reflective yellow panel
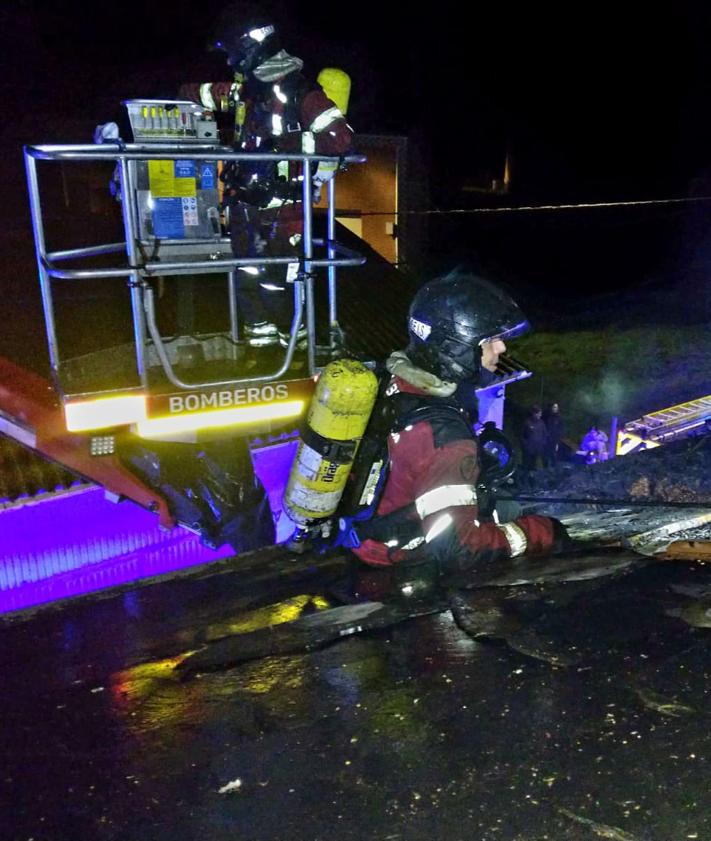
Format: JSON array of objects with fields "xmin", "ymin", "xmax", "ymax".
[
  {"xmin": 65, "ymin": 395, "xmax": 147, "ymax": 432},
  {"xmin": 136, "ymin": 399, "xmax": 304, "ymax": 438},
  {"xmin": 616, "ymin": 431, "xmax": 660, "ymax": 456}
]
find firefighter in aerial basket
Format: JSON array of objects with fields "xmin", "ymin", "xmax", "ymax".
[
  {"xmin": 180, "ymin": 3, "xmax": 353, "ymax": 349},
  {"xmin": 284, "ymin": 270, "xmax": 572, "ymax": 588}
]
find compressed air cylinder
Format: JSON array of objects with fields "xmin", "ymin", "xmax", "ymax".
[
  {"xmin": 284, "ymin": 359, "xmax": 378, "ymax": 527},
  {"xmin": 317, "ymin": 68, "xmax": 351, "ymax": 115}
]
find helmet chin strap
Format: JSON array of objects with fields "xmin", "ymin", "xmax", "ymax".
[{"xmin": 439, "ymin": 338, "xmax": 482, "ymax": 383}]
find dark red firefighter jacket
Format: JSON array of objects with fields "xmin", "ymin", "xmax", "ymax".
[{"xmin": 351, "ymin": 375, "xmax": 561, "ymax": 573}]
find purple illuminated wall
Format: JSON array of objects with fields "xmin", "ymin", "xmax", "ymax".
[
  {"xmin": 0, "ymin": 487, "xmax": 234, "ymax": 613},
  {"xmin": 0, "ymin": 439, "xmax": 298, "ymax": 615},
  {"xmin": 252, "ymin": 438, "xmax": 299, "ymax": 543}
]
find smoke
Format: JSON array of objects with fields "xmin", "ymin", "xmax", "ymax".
[{"xmin": 575, "ymin": 370, "xmax": 628, "ymax": 421}]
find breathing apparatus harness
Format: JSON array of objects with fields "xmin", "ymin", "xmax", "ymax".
[
  {"xmin": 221, "ymin": 71, "xmax": 311, "ymax": 210},
  {"xmin": 325, "ymin": 368, "xmax": 515, "ymax": 559}
]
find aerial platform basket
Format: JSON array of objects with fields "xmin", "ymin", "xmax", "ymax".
[{"xmin": 23, "ymin": 140, "xmax": 366, "ymax": 439}]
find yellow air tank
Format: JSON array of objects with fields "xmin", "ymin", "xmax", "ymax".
[
  {"xmin": 284, "ymin": 359, "xmax": 378, "ymax": 528},
  {"xmin": 317, "ymin": 68, "xmax": 351, "ymax": 115}
]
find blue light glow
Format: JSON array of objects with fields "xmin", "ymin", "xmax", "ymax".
[
  {"xmin": 0, "ymin": 487, "xmax": 234, "ymax": 614},
  {"xmin": 0, "ymin": 439, "xmax": 299, "ymax": 615}
]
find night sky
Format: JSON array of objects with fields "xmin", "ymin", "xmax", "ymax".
[
  {"xmin": 4, "ymin": 1, "xmax": 711, "ymax": 300},
  {"xmin": 7, "ymin": 1, "xmax": 711, "ymax": 195}
]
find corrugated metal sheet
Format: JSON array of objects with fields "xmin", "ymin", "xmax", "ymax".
[
  {"xmin": 0, "ymin": 485, "xmax": 234, "ymax": 613},
  {"xmin": 0, "ymin": 434, "xmax": 83, "ymax": 503}
]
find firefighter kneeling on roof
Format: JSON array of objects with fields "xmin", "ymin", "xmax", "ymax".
[{"xmin": 284, "ymin": 270, "xmax": 572, "ymax": 584}]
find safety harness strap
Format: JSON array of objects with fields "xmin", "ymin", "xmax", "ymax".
[
  {"xmin": 310, "ymin": 106, "xmax": 344, "ymax": 133},
  {"xmin": 333, "ymin": 385, "xmax": 478, "ymax": 552}
]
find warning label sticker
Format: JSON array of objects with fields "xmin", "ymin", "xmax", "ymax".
[
  {"xmin": 148, "ymin": 160, "xmax": 197, "ymax": 199},
  {"xmin": 147, "ymin": 160, "xmax": 175, "ymax": 198},
  {"xmin": 182, "ymin": 196, "xmax": 199, "ymax": 226}
]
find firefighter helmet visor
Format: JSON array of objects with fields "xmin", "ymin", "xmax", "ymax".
[{"xmin": 213, "ymin": 24, "xmax": 277, "ymax": 71}]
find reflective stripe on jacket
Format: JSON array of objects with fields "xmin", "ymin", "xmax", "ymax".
[{"xmin": 351, "ymin": 376, "xmax": 559, "ymax": 569}]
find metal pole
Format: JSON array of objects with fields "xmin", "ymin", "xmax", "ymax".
[
  {"xmin": 48, "ymin": 242, "xmax": 126, "ymax": 262},
  {"xmin": 228, "ymin": 269, "xmax": 240, "ymax": 343},
  {"xmin": 118, "ymin": 158, "xmax": 148, "ymax": 385},
  {"xmin": 24, "ymin": 150, "xmax": 60, "ymax": 379},
  {"xmin": 301, "ymin": 157, "xmax": 316, "ymax": 374},
  {"xmin": 327, "ymin": 177, "xmax": 338, "ymax": 350},
  {"xmin": 28, "ymin": 145, "xmax": 366, "ymax": 165}
]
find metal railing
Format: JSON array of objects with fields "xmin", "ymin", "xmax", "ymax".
[{"xmin": 24, "ymin": 143, "xmax": 366, "ymax": 396}]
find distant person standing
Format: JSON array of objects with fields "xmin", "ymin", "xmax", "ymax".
[
  {"xmin": 543, "ymin": 401, "xmax": 565, "ymax": 466},
  {"xmin": 580, "ymin": 422, "xmax": 609, "ymax": 464},
  {"xmin": 521, "ymin": 405, "xmax": 548, "ymax": 470}
]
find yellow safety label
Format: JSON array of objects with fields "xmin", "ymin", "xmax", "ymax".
[
  {"xmin": 148, "ymin": 160, "xmax": 175, "ymax": 198},
  {"xmin": 148, "ymin": 160, "xmax": 197, "ymax": 199},
  {"xmin": 174, "ymin": 177, "xmax": 197, "ymax": 198}
]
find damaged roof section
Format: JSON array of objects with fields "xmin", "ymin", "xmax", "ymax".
[
  {"xmin": 561, "ymin": 506, "xmax": 711, "ymax": 559},
  {"xmin": 515, "ymin": 434, "xmax": 711, "ymax": 511},
  {"xmin": 0, "ymin": 435, "xmax": 83, "ymax": 505},
  {"xmin": 518, "ymin": 434, "xmax": 711, "ymax": 562}
]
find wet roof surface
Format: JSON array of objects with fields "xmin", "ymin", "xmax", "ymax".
[{"xmin": 2, "ymin": 543, "xmax": 710, "ymax": 841}]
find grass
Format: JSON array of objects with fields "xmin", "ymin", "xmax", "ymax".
[{"xmin": 507, "ymin": 323, "xmax": 711, "ymax": 444}]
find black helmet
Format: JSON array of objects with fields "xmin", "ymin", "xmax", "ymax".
[
  {"xmin": 406, "ymin": 271, "xmax": 529, "ymax": 383},
  {"xmin": 212, "ymin": 14, "xmax": 280, "ymax": 73}
]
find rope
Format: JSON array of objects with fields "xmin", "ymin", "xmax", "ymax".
[
  {"xmin": 357, "ymin": 195, "xmax": 711, "ymax": 218},
  {"xmin": 498, "ymin": 494, "xmax": 711, "ymax": 510}
]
